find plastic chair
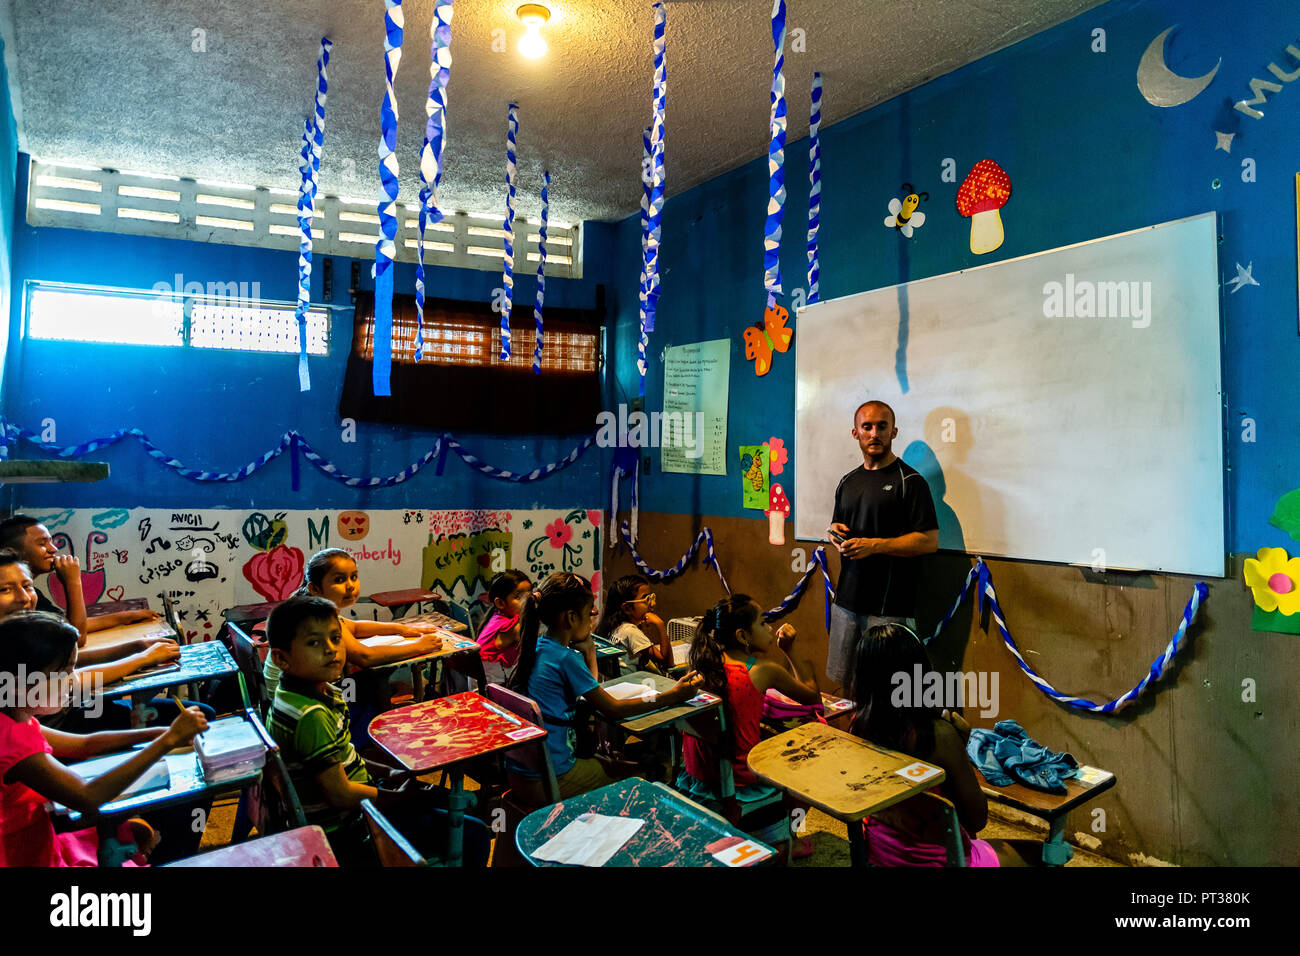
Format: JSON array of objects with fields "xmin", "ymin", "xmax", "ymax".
[
  {"xmin": 360, "ymin": 799, "xmax": 431, "ymax": 867},
  {"xmin": 484, "ymin": 683, "xmax": 561, "ymax": 803},
  {"xmin": 244, "ymin": 710, "xmax": 307, "ymax": 836},
  {"xmin": 223, "ymin": 622, "xmax": 267, "ymax": 715},
  {"xmin": 861, "ymin": 790, "xmax": 969, "ymax": 867}
]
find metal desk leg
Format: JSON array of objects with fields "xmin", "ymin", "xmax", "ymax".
[
  {"xmin": 447, "ymin": 769, "xmax": 469, "ymax": 867},
  {"xmin": 1042, "ymin": 815, "xmax": 1074, "ymax": 866},
  {"xmin": 847, "ymin": 818, "xmax": 868, "ymax": 867}
]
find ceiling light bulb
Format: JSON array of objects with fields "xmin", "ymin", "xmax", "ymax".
[{"xmin": 516, "ymin": 3, "xmax": 550, "ymax": 59}]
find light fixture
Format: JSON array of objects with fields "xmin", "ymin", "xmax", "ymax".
[{"xmin": 517, "ymin": 3, "xmax": 550, "ymax": 59}]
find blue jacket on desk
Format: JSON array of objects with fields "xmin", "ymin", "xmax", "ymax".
[{"xmin": 967, "ymin": 719, "xmax": 1079, "ymax": 794}]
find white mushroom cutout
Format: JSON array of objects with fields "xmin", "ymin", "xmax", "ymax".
[{"xmin": 767, "ymin": 484, "xmax": 791, "ymax": 545}]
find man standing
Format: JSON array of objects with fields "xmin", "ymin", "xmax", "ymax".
[{"xmin": 827, "ymin": 401, "xmax": 938, "ymax": 685}]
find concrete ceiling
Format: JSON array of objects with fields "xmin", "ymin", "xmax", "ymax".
[{"xmin": 2, "ymin": 0, "xmax": 1107, "ymax": 224}]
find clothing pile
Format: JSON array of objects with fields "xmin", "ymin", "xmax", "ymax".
[{"xmin": 966, "ymin": 719, "xmax": 1078, "ymax": 793}]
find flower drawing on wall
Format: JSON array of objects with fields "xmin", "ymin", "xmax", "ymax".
[{"xmin": 1244, "ymin": 547, "xmax": 1300, "ymax": 614}]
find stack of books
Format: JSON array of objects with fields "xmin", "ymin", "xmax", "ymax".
[{"xmin": 194, "ymin": 717, "xmax": 267, "ymax": 784}]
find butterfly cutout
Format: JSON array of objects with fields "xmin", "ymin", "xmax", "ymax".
[{"xmin": 743, "ymin": 301, "xmax": 794, "ymax": 376}]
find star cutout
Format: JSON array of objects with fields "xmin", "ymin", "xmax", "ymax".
[
  {"xmin": 1214, "ymin": 130, "xmax": 1235, "ymax": 153},
  {"xmin": 1226, "ymin": 261, "xmax": 1259, "ymax": 294}
]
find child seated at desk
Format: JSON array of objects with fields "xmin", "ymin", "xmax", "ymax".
[
  {"xmin": 0, "ymin": 611, "xmax": 209, "ymax": 866},
  {"xmin": 475, "ymin": 569, "xmax": 531, "ymax": 685},
  {"xmin": 0, "ymin": 550, "xmax": 201, "ymax": 730},
  {"xmin": 262, "ymin": 548, "xmax": 444, "ymax": 700},
  {"xmin": 264, "ymin": 596, "xmax": 490, "ymax": 867},
  {"xmin": 0, "ymin": 516, "xmax": 160, "ymax": 640},
  {"xmin": 847, "ymin": 623, "xmax": 1038, "ymax": 867},
  {"xmin": 596, "ymin": 574, "xmax": 672, "ymax": 674},
  {"xmin": 678, "ymin": 594, "xmax": 820, "ymax": 856},
  {"xmin": 508, "ymin": 571, "xmax": 702, "ymax": 799}
]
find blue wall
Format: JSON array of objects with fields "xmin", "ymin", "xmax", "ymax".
[
  {"xmin": 613, "ymin": 0, "xmax": 1299, "ymax": 557},
  {"xmin": 3, "ymin": 155, "xmax": 617, "ymax": 510},
  {"xmin": 0, "ymin": 37, "xmax": 17, "ymax": 407}
]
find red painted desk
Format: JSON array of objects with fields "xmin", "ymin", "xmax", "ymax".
[
  {"xmin": 370, "ymin": 691, "xmax": 546, "ymax": 866},
  {"xmin": 166, "ymin": 826, "xmax": 338, "ymax": 867}
]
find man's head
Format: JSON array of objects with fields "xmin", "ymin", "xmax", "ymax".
[
  {"xmin": 0, "ymin": 516, "xmax": 56, "ymax": 575},
  {"xmin": 852, "ymin": 401, "xmax": 898, "ymax": 463},
  {"xmin": 0, "ymin": 550, "xmax": 38, "ymax": 618},
  {"xmin": 266, "ymin": 595, "xmax": 345, "ymax": 685}
]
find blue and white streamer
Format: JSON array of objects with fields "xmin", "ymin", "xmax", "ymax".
[
  {"xmin": 373, "ymin": 0, "xmax": 405, "ymax": 397},
  {"xmin": 926, "ymin": 558, "xmax": 1208, "ymax": 714},
  {"xmin": 532, "ymin": 170, "xmax": 550, "ymax": 374},
  {"xmin": 640, "ymin": 2, "xmax": 667, "ymax": 395},
  {"xmin": 763, "ymin": 546, "xmax": 835, "ymax": 630},
  {"xmin": 415, "ymin": 0, "xmax": 454, "ymax": 362},
  {"xmin": 619, "ymin": 521, "xmax": 729, "ymax": 595},
  {"xmin": 295, "ymin": 37, "xmax": 331, "ymax": 392},
  {"xmin": 763, "ymin": 0, "xmax": 787, "ymax": 307},
  {"xmin": 500, "ymin": 103, "xmax": 519, "ymax": 360},
  {"xmin": 638, "ymin": 127, "xmax": 652, "ymax": 339},
  {"xmin": 0, "ymin": 419, "xmax": 598, "ymax": 487},
  {"xmin": 807, "ymin": 71, "xmax": 821, "ymax": 304}
]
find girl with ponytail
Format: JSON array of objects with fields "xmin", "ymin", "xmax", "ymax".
[
  {"xmin": 680, "ymin": 594, "xmax": 820, "ymax": 856},
  {"xmin": 508, "ymin": 572, "xmax": 702, "ymax": 799}
]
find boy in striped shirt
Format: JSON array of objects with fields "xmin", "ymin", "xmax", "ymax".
[{"xmin": 265, "ymin": 595, "xmax": 490, "ymax": 866}]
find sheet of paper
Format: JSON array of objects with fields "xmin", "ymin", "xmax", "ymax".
[
  {"xmin": 603, "ymin": 681, "xmax": 657, "ymax": 702},
  {"xmin": 672, "ymin": 643, "xmax": 691, "ymax": 665},
  {"xmin": 661, "ymin": 339, "xmax": 729, "ymax": 476},
  {"xmin": 70, "ymin": 752, "xmax": 171, "ymax": 798},
  {"xmin": 359, "ymin": 635, "xmax": 411, "ymax": 647},
  {"xmin": 532, "ymin": 813, "xmax": 645, "ymax": 867}
]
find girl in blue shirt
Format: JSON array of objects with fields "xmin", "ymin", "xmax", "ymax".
[{"xmin": 509, "ymin": 572, "xmax": 700, "ymax": 798}]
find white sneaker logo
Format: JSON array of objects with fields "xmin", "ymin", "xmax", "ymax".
[{"xmin": 884, "ymin": 485, "xmax": 893, "ymax": 491}]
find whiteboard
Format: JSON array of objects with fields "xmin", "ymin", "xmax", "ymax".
[{"xmin": 794, "ymin": 213, "xmax": 1224, "ymax": 577}]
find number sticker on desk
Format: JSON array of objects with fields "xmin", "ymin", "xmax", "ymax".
[
  {"xmin": 896, "ymin": 761, "xmax": 942, "ymax": 784},
  {"xmin": 506, "ymin": 726, "xmax": 545, "ymax": 741},
  {"xmin": 687, "ymin": 692, "xmax": 720, "ymax": 707},
  {"xmin": 710, "ymin": 839, "xmax": 773, "ymax": 867}
]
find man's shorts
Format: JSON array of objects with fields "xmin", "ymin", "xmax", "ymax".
[{"xmin": 827, "ymin": 605, "xmax": 918, "ymax": 687}]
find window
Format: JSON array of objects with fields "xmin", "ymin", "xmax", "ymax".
[
  {"xmin": 356, "ymin": 309, "xmax": 598, "ymax": 373},
  {"xmin": 24, "ymin": 282, "xmax": 329, "ymax": 355}
]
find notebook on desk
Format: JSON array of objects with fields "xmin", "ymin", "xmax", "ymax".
[{"xmin": 68, "ymin": 752, "xmax": 171, "ymax": 799}]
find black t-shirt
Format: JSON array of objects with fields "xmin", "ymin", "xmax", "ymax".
[
  {"xmin": 34, "ymin": 588, "xmax": 64, "ymax": 616},
  {"xmin": 832, "ymin": 459, "xmax": 938, "ymax": 616}
]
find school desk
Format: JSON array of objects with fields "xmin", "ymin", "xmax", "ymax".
[
  {"xmin": 222, "ymin": 600, "xmax": 282, "ymax": 628},
  {"xmin": 90, "ymin": 639, "xmax": 239, "ymax": 727},
  {"xmin": 60, "ymin": 710, "xmax": 272, "ymax": 866},
  {"xmin": 86, "ymin": 597, "xmax": 151, "ymax": 617},
  {"xmin": 362, "ymin": 628, "xmax": 481, "ymax": 701},
  {"xmin": 367, "ymin": 588, "xmax": 445, "ymax": 619},
  {"xmin": 978, "ymin": 767, "xmax": 1117, "ymax": 866},
  {"xmin": 596, "ymin": 671, "xmax": 725, "ymax": 783},
  {"xmin": 369, "ymin": 691, "xmax": 547, "ymax": 867},
  {"xmin": 164, "ymin": 825, "xmax": 338, "ymax": 867},
  {"xmin": 82, "ymin": 616, "xmax": 179, "ymax": 651},
  {"xmin": 591, "ymin": 636, "xmax": 629, "ymax": 679},
  {"xmin": 747, "ymin": 722, "xmax": 946, "ymax": 867},
  {"xmin": 394, "ymin": 608, "xmax": 470, "ymax": 633},
  {"xmin": 515, "ymin": 778, "xmax": 776, "ymax": 867}
]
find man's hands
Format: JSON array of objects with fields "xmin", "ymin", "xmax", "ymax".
[
  {"xmin": 836, "ymin": 537, "xmax": 879, "ymax": 560},
  {"xmin": 52, "ymin": 554, "xmax": 81, "ymax": 587}
]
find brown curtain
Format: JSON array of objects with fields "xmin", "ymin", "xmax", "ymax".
[{"xmin": 339, "ymin": 290, "xmax": 604, "ymax": 434}]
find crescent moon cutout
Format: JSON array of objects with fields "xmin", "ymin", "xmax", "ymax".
[{"xmin": 1137, "ymin": 27, "xmax": 1220, "ymax": 107}]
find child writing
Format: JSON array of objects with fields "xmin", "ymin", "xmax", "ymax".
[
  {"xmin": 262, "ymin": 548, "xmax": 444, "ymax": 699},
  {"xmin": 475, "ymin": 570, "xmax": 531, "ymax": 685},
  {"xmin": 679, "ymin": 594, "xmax": 821, "ymax": 855},
  {"xmin": 508, "ymin": 571, "xmax": 702, "ymax": 799},
  {"xmin": 847, "ymin": 623, "xmax": 1037, "ymax": 867},
  {"xmin": 595, "ymin": 574, "xmax": 672, "ymax": 673},
  {"xmin": 264, "ymin": 595, "xmax": 491, "ymax": 866},
  {"xmin": 0, "ymin": 611, "xmax": 208, "ymax": 866}
]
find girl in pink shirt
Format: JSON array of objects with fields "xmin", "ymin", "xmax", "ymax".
[
  {"xmin": 476, "ymin": 570, "xmax": 532, "ymax": 684},
  {"xmin": 0, "ymin": 611, "xmax": 208, "ymax": 866}
]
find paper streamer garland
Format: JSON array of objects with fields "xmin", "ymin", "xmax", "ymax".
[
  {"xmin": 0, "ymin": 419, "xmax": 597, "ymax": 487},
  {"xmin": 763, "ymin": 0, "xmax": 787, "ymax": 307},
  {"xmin": 619, "ymin": 521, "xmax": 729, "ymax": 595},
  {"xmin": 926, "ymin": 558, "xmax": 1208, "ymax": 714},
  {"xmin": 372, "ymin": 0, "xmax": 405, "ymax": 397},
  {"xmin": 415, "ymin": 0, "xmax": 454, "ymax": 362},
  {"xmin": 500, "ymin": 103, "xmax": 519, "ymax": 360},
  {"xmin": 295, "ymin": 37, "xmax": 332, "ymax": 392},
  {"xmin": 532, "ymin": 170, "xmax": 550, "ymax": 374},
  {"xmin": 640, "ymin": 2, "xmax": 668, "ymax": 395},
  {"xmin": 638, "ymin": 127, "xmax": 652, "ymax": 341},
  {"xmin": 806, "ymin": 71, "xmax": 821, "ymax": 304},
  {"xmin": 763, "ymin": 546, "xmax": 835, "ymax": 630}
]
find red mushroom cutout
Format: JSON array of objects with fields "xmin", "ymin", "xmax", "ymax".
[
  {"xmin": 767, "ymin": 483, "xmax": 791, "ymax": 546},
  {"xmin": 955, "ymin": 159, "xmax": 1011, "ymax": 254}
]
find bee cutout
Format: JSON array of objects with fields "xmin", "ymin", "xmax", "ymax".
[
  {"xmin": 884, "ymin": 183, "xmax": 928, "ymax": 238},
  {"xmin": 743, "ymin": 300, "xmax": 794, "ymax": 376},
  {"xmin": 741, "ymin": 450, "xmax": 766, "ymax": 491}
]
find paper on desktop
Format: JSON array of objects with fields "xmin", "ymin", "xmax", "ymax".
[
  {"xmin": 604, "ymin": 681, "xmax": 657, "ymax": 702},
  {"xmin": 532, "ymin": 813, "xmax": 645, "ymax": 867}
]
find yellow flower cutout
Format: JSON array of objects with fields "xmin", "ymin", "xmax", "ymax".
[{"xmin": 1243, "ymin": 547, "xmax": 1300, "ymax": 615}]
